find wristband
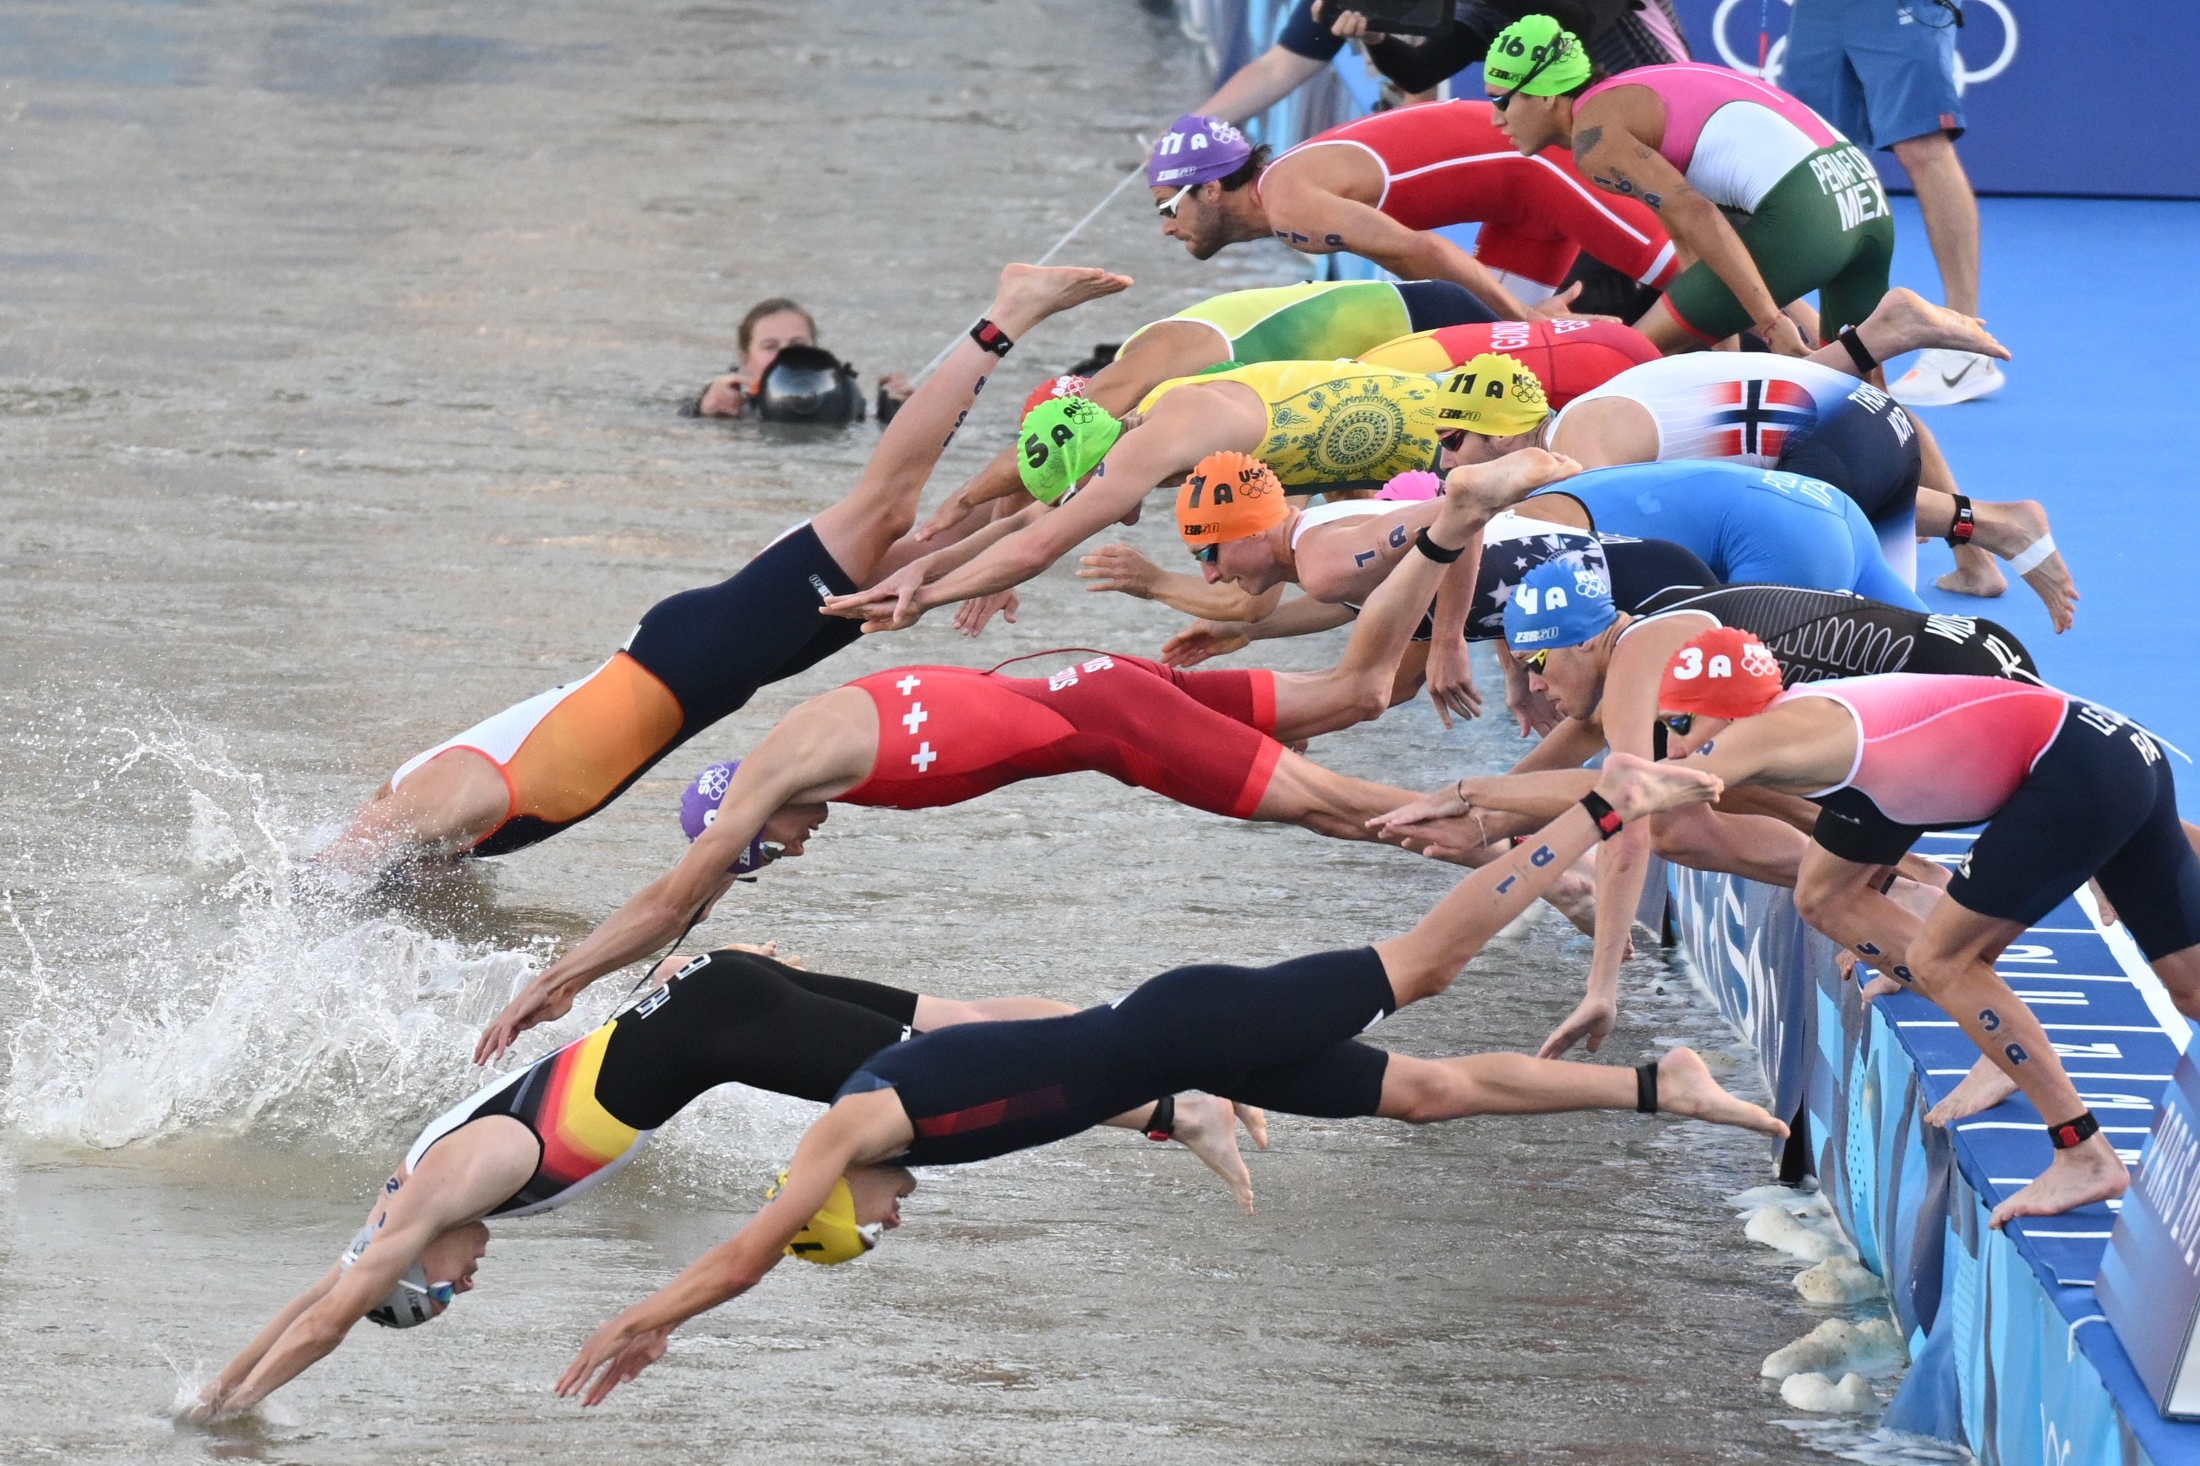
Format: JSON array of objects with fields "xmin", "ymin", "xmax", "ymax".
[
  {"xmin": 1144, "ymin": 1094, "xmax": 1176, "ymax": 1141},
  {"xmin": 2048, "ymin": 1109, "xmax": 2099, "ymax": 1150},
  {"xmin": 1414, "ymin": 526, "xmax": 1465, "ymax": 564},
  {"xmin": 969, "ymin": 318, "xmax": 1014, "ymax": 357},
  {"xmin": 1635, "ymin": 1061, "xmax": 1660, "ymax": 1114},
  {"xmin": 1580, "ymin": 790, "xmax": 1623, "ymax": 840},
  {"xmin": 1945, "ymin": 494, "xmax": 1975, "ymax": 545},
  {"xmin": 1837, "ymin": 325, "xmax": 1877, "ymax": 375}
]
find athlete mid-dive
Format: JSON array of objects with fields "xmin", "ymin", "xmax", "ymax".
[
  {"xmin": 185, "ymin": 947, "xmax": 1256, "ymax": 1422},
  {"xmin": 1372, "ymin": 561, "xmax": 2039, "ymax": 1059},
  {"xmin": 476, "ymin": 470, "xmax": 1534, "ymax": 1061},
  {"xmin": 1146, "ymin": 108, "xmax": 1676, "ymax": 317},
  {"xmin": 321, "ymin": 264, "xmax": 1130, "ymax": 870},
  {"xmin": 548, "ymin": 755, "xmax": 1784, "ymax": 1407}
]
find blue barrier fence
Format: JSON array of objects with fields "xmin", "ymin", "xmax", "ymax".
[{"xmin": 1668, "ymin": 834, "xmax": 2200, "ymax": 1463}]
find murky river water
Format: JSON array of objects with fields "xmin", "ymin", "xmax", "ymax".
[{"xmin": 0, "ymin": 2, "xmax": 1893, "ymax": 1460}]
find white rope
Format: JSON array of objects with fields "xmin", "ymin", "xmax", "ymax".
[{"xmin": 908, "ymin": 157, "xmax": 1150, "ymax": 385}]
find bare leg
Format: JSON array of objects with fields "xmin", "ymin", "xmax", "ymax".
[
  {"xmin": 1907, "ymin": 901, "xmax": 2128, "ymax": 1225},
  {"xmin": 1100, "ymin": 1094, "xmax": 1259, "ymax": 1214},
  {"xmin": 1914, "ymin": 487, "xmax": 2075, "ymax": 632},
  {"xmin": 1378, "ymin": 1045, "xmax": 1786, "ymax": 1138},
  {"xmin": 321, "ymin": 749, "xmax": 509, "ymax": 872},
  {"xmin": 811, "ymin": 264, "xmax": 1132, "ymax": 584},
  {"xmin": 1631, "ymin": 297, "xmax": 1712, "ymax": 356},
  {"xmin": 1373, "ymin": 755, "xmax": 1724, "ymax": 1005},
  {"xmin": 1890, "ymin": 136, "xmax": 1981, "ymax": 317}
]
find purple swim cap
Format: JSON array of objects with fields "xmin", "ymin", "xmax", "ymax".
[
  {"xmin": 679, "ymin": 760, "xmax": 768, "ymax": 875},
  {"xmin": 1148, "ymin": 115, "xmax": 1253, "ymax": 188}
]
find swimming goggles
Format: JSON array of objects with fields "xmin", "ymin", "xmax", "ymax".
[
  {"xmin": 1155, "ymin": 184, "xmax": 1196, "ymax": 219},
  {"xmin": 1190, "ymin": 543, "xmax": 1220, "ymax": 564},
  {"xmin": 1436, "ymin": 428, "xmax": 1471, "ymax": 452},
  {"xmin": 1520, "ymin": 649, "xmax": 1549, "ymax": 673},
  {"xmin": 1661, "ymin": 713, "xmax": 1695, "ymax": 737},
  {"xmin": 1489, "ymin": 37, "xmax": 1568, "ymax": 112}
]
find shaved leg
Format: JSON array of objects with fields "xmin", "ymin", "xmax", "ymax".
[
  {"xmin": 323, "ymin": 748, "xmax": 509, "ymax": 872},
  {"xmin": 813, "ymin": 264, "xmax": 1132, "ymax": 583},
  {"xmin": 1547, "ymin": 395, "xmax": 1660, "ymax": 467},
  {"xmin": 1632, "ymin": 298, "xmax": 1711, "ymax": 356},
  {"xmin": 1807, "ymin": 287, "xmax": 2008, "ymax": 374},
  {"xmin": 1378, "ymin": 1045, "xmax": 1786, "ymax": 1138}
]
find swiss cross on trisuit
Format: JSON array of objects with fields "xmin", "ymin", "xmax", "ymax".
[
  {"xmin": 1703, "ymin": 378, "xmax": 1816, "ymax": 458},
  {"xmin": 891, "ymin": 674, "xmax": 937, "ymax": 770}
]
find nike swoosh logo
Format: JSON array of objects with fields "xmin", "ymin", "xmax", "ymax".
[{"xmin": 1939, "ymin": 360, "xmax": 1978, "ymax": 389}]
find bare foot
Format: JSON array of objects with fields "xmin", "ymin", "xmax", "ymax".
[
  {"xmin": 1988, "ymin": 1135, "xmax": 2129, "ymax": 1228},
  {"xmin": 1655, "ymin": 1048, "xmax": 1790, "ymax": 1139},
  {"xmin": 1861, "ymin": 287, "xmax": 2011, "ymax": 362},
  {"xmin": 987, "ymin": 264, "xmax": 1133, "ymax": 337},
  {"xmin": 1169, "ymin": 1093, "xmax": 1255, "ymax": 1214},
  {"xmin": 1933, "ymin": 542, "xmax": 2007, "ymax": 600},
  {"xmin": 1859, "ymin": 972, "xmax": 1903, "ymax": 1000},
  {"xmin": 1444, "ymin": 446, "xmax": 1582, "ymax": 517},
  {"xmin": 1597, "ymin": 751, "xmax": 1724, "ymax": 822},
  {"xmin": 1924, "ymin": 1053, "xmax": 2020, "ymax": 1125},
  {"xmin": 1970, "ymin": 498, "xmax": 2077, "ymax": 632}
]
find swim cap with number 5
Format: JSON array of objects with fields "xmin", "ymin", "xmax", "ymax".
[{"xmin": 1018, "ymin": 395, "xmax": 1124, "ymax": 504}]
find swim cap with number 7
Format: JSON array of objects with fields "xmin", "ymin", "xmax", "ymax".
[{"xmin": 1177, "ymin": 451, "xmax": 1290, "ymax": 550}]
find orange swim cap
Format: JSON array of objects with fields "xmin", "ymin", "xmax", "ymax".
[
  {"xmin": 1658, "ymin": 627, "xmax": 1785, "ymax": 719},
  {"xmin": 1177, "ymin": 451, "xmax": 1290, "ymax": 550}
]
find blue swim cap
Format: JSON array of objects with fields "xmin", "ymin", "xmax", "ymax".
[
  {"xmin": 679, "ymin": 760, "xmax": 769, "ymax": 874},
  {"xmin": 1503, "ymin": 558, "xmax": 1617, "ymax": 652}
]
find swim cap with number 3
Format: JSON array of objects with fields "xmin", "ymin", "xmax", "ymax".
[{"xmin": 1659, "ymin": 627, "xmax": 1785, "ymax": 719}]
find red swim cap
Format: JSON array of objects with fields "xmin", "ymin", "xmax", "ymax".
[
  {"xmin": 1021, "ymin": 374, "xmax": 1090, "ymax": 420},
  {"xmin": 1659, "ymin": 627, "xmax": 1784, "ymax": 719}
]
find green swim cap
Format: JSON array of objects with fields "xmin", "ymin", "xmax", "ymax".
[
  {"xmin": 1484, "ymin": 16, "xmax": 1591, "ymax": 96},
  {"xmin": 1018, "ymin": 396, "xmax": 1123, "ymax": 504}
]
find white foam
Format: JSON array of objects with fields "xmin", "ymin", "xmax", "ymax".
[
  {"xmin": 1794, "ymin": 1255, "xmax": 1889, "ymax": 1305},
  {"xmin": 1744, "ymin": 1201, "xmax": 1855, "ymax": 1262},
  {"xmin": 1779, "ymin": 1370, "xmax": 1879, "ymax": 1414},
  {"xmin": 1762, "ymin": 1318, "xmax": 1908, "ymax": 1380}
]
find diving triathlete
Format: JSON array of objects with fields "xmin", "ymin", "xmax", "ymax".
[
  {"xmin": 1521, "ymin": 459, "xmax": 1926, "ymax": 610},
  {"xmin": 322, "ymin": 264, "xmax": 1131, "ymax": 869},
  {"xmin": 478, "ymin": 473, "xmax": 1521, "ymax": 1058},
  {"xmin": 186, "ymin": 947, "xmax": 1251, "ymax": 1421},
  {"xmin": 1357, "ymin": 316, "xmax": 1658, "ymax": 406},
  {"xmin": 824, "ymin": 357, "xmax": 1459, "ymax": 634},
  {"xmin": 1148, "ymin": 107, "xmax": 1677, "ymax": 319},
  {"xmin": 1436, "ymin": 321, "xmax": 2071, "ymax": 629},
  {"xmin": 551, "ymin": 755, "xmax": 1786, "ymax": 1407},
  {"xmin": 924, "ymin": 277, "xmax": 1496, "ymax": 532},
  {"xmin": 1371, "ymin": 562, "xmax": 2038, "ymax": 1060},
  {"xmin": 1480, "ymin": 17, "xmax": 1889, "ymax": 354},
  {"xmin": 1642, "ymin": 632, "xmax": 2200, "ymax": 1224}
]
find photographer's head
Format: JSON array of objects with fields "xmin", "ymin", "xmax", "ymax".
[{"xmin": 737, "ymin": 298, "xmax": 819, "ymax": 388}]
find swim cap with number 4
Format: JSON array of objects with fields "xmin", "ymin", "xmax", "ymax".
[
  {"xmin": 1504, "ymin": 557, "xmax": 1616, "ymax": 652},
  {"xmin": 1177, "ymin": 450, "xmax": 1290, "ymax": 550},
  {"xmin": 1439, "ymin": 353, "xmax": 1549, "ymax": 437},
  {"xmin": 1659, "ymin": 627, "xmax": 1785, "ymax": 719},
  {"xmin": 1018, "ymin": 396, "xmax": 1123, "ymax": 504},
  {"xmin": 1483, "ymin": 16, "xmax": 1590, "ymax": 96}
]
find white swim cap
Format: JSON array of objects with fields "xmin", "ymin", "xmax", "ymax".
[{"xmin": 342, "ymin": 1225, "xmax": 454, "ymax": 1329}]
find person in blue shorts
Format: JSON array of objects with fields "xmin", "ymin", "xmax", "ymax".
[
  {"xmin": 1780, "ymin": 0, "xmax": 2001, "ymax": 404},
  {"xmin": 1520, "ymin": 461, "xmax": 1925, "ymax": 610}
]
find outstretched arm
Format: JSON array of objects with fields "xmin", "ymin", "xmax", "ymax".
[
  {"xmin": 1077, "ymin": 543, "xmax": 1282, "ymax": 622},
  {"xmin": 555, "ymin": 1095, "xmax": 909, "ymax": 1406}
]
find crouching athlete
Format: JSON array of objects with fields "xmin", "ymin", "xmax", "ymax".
[
  {"xmin": 475, "ymin": 473, "xmax": 1536, "ymax": 1061},
  {"xmin": 323, "ymin": 264, "xmax": 1131, "ymax": 870},
  {"xmin": 551, "ymin": 755, "xmax": 1786, "ymax": 1407},
  {"xmin": 187, "ymin": 947, "xmax": 1255, "ymax": 1421}
]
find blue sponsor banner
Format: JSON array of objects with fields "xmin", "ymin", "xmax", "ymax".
[
  {"xmin": 1666, "ymin": 1, "xmax": 2200, "ymax": 198},
  {"xmin": 1668, "ymin": 830, "xmax": 2200, "ymax": 1462}
]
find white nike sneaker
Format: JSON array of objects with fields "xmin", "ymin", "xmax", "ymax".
[{"xmin": 1889, "ymin": 347, "xmax": 2006, "ymax": 407}]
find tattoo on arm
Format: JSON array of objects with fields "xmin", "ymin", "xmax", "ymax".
[{"xmin": 1571, "ymin": 124, "xmax": 1602, "ymax": 162}]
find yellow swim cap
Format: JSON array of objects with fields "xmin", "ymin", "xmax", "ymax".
[
  {"xmin": 1437, "ymin": 352, "xmax": 1549, "ymax": 437},
  {"xmin": 768, "ymin": 1172, "xmax": 880, "ymax": 1266}
]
